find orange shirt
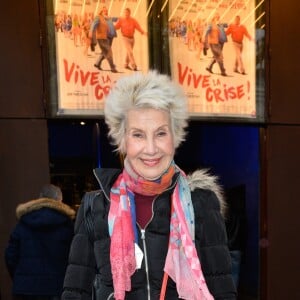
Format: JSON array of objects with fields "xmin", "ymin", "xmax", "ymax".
[
  {"xmin": 115, "ymin": 17, "xmax": 144, "ymax": 38},
  {"xmin": 226, "ymin": 24, "xmax": 251, "ymax": 43},
  {"xmin": 207, "ymin": 25, "xmax": 220, "ymax": 44}
]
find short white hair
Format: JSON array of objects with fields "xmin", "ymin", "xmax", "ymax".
[{"xmin": 104, "ymin": 70, "xmax": 189, "ymax": 153}]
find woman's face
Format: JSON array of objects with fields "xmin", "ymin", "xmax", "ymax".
[{"xmin": 124, "ymin": 108, "xmax": 175, "ymax": 180}]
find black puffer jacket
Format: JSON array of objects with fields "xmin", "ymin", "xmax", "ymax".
[
  {"xmin": 62, "ymin": 168, "xmax": 236, "ymax": 300},
  {"xmin": 5, "ymin": 198, "xmax": 75, "ymax": 297}
]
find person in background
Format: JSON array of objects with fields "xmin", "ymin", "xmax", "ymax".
[
  {"xmin": 5, "ymin": 184, "xmax": 76, "ymax": 300},
  {"xmin": 226, "ymin": 15, "xmax": 253, "ymax": 75},
  {"xmin": 62, "ymin": 71, "xmax": 237, "ymax": 299},
  {"xmin": 114, "ymin": 8, "xmax": 147, "ymax": 71}
]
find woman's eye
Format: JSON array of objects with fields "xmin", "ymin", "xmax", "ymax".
[
  {"xmin": 157, "ymin": 131, "xmax": 167, "ymax": 137},
  {"xmin": 132, "ymin": 132, "xmax": 143, "ymax": 138}
]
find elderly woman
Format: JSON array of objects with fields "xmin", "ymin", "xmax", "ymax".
[{"xmin": 62, "ymin": 71, "xmax": 237, "ymax": 300}]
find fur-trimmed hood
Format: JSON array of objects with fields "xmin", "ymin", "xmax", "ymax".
[
  {"xmin": 16, "ymin": 198, "xmax": 76, "ymax": 221},
  {"xmin": 187, "ymin": 169, "xmax": 226, "ymax": 217}
]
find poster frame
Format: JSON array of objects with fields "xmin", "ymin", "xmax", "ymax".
[{"xmin": 42, "ymin": 0, "xmax": 266, "ymax": 123}]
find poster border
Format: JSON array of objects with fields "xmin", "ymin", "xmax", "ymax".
[{"xmin": 42, "ymin": 0, "xmax": 266, "ymax": 123}]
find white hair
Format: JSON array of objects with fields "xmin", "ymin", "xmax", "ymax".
[{"xmin": 104, "ymin": 70, "xmax": 189, "ymax": 153}]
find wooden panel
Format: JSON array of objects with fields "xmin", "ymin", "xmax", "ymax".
[
  {"xmin": 0, "ymin": 1, "xmax": 44, "ymax": 118},
  {"xmin": 0, "ymin": 120, "xmax": 50, "ymax": 300},
  {"xmin": 269, "ymin": 0, "xmax": 300, "ymax": 124},
  {"xmin": 266, "ymin": 126, "xmax": 300, "ymax": 299}
]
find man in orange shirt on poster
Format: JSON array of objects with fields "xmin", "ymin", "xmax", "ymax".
[
  {"xmin": 226, "ymin": 15, "xmax": 253, "ymax": 75},
  {"xmin": 114, "ymin": 8, "xmax": 147, "ymax": 71}
]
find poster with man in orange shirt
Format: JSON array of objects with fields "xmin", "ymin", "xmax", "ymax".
[
  {"xmin": 168, "ymin": 0, "xmax": 257, "ymax": 118},
  {"xmin": 52, "ymin": 0, "xmax": 148, "ymax": 116}
]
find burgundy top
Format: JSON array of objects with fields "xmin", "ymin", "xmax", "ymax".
[{"xmin": 135, "ymin": 193, "xmax": 155, "ymax": 228}]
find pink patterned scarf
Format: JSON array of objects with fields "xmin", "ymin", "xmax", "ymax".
[
  {"xmin": 164, "ymin": 171, "xmax": 214, "ymax": 299},
  {"xmin": 108, "ymin": 160, "xmax": 213, "ymax": 300}
]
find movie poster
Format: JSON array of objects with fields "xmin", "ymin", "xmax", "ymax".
[
  {"xmin": 53, "ymin": 0, "xmax": 149, "ymax": 115},
  {"xmin": 168, "ymin": 0, "xmax": 256, "ymax": 117}
]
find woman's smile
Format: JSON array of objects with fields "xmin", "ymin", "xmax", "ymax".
[{"xmin": 140, "ymin": 158, "xmax": 161, "ymax": 167}]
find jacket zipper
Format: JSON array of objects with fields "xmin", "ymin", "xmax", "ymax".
[
  {"xmin": 138, "ymin": 177, "xmax": 179, "ymax": 299},
  {"xmin": 140, "ymin": 228, "xmax": 151, "ymax": 300},
  {"xmin": 138, "ymin": 180, "xmax": 177, "ymax": 300},
  {"xmin": 107, "ymin": 293, "xmax": 114, "ymax": 299}
]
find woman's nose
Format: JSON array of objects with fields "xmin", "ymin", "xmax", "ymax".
[{"xmin": 145, "ymin": 137, "xmax": 157, "ymax": 154}]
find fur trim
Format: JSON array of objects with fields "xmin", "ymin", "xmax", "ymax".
[
  {"xmin": 16, "ymin": 198, "xmax": 76, "ymax": 220},
  {"xmin": 187, "ymin": 169, "xmax": 226, "ymax": 217}
]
